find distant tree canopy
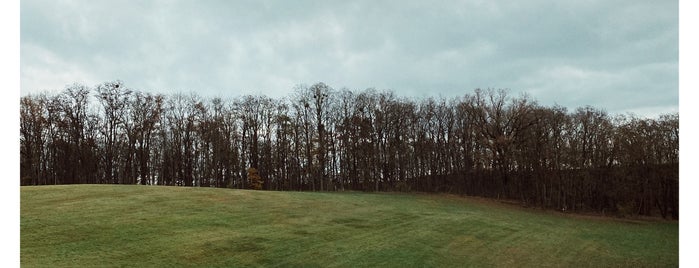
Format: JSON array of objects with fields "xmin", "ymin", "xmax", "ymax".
[{"xmin": 20, "ymin": 81, "xmax": 678, "ymax": 219}]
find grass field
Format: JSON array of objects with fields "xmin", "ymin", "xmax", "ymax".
[{"xmin": 21, "ymin": 185, "xmax": 677, "ymax": 267}]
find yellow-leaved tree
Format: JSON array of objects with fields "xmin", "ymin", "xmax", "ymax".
[{"xmin": 247, "ymin": 167, "xmax": 263, "ymax": 190}]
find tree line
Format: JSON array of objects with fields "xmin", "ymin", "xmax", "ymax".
[{"xmin": 20, "ymin": 81, "xmax": 678, "ymax": 218}]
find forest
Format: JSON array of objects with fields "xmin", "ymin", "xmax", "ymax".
[{"xmin": 20, "ymin": 81, "xmax": 678, "ymax": 219}]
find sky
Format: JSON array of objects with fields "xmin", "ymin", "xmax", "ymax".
[{"xmin": 20, "ymin": 0, "xmax": 678, "ymax": 117}]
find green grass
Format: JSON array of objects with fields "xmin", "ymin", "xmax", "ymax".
[{"xmin": 21, "ymin": 185, "xmax": 677, "ymax": 267}]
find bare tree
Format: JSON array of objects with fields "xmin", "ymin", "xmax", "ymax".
[
  {"xmin": 19, "ymin": 81, "xmax": 679, "ymax": 218},
  {"xmin": 95, "ymin": 81, "xmax": 132, "ymax": 184},
  {"xmin": 20, "ymin": 94, "xmax": 46, "ymax": 185}
]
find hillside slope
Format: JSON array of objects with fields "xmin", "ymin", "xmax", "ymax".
[{"xmin": 21, "ymin": 185, "xmax": 677, "ymax": 267}]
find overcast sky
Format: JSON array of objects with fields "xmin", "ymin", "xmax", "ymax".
[{"xmin": 20, "ymin": 0, "xmax": 677, "ymax": 117}]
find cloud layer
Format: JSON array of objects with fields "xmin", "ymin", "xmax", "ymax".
[{"xmin": 21, "ymin": 0, "xmax": 678, "ymax": 117}]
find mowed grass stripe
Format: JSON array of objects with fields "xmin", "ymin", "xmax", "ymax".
[{"xmin": 21, "ymin": 185, "xmax": 677, "ymax": 267}]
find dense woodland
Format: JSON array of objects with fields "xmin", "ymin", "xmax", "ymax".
[{"xmin": 20, "ymin": 81, "xmax": 678, "ymax": 218}]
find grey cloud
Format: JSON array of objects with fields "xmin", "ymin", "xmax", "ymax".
[{"xmin": 21, "ymin": 0, "xmax": 677, "ymax": 118}]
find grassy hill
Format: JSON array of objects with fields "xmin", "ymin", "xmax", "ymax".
[{"xmin": 21, "ymin": 185, "xmax": 678, "ymax": 267}]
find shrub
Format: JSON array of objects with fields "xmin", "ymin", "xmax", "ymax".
[{"xmin": 248, "ymin": 168, "xmax": 263, "ymax": 190}]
